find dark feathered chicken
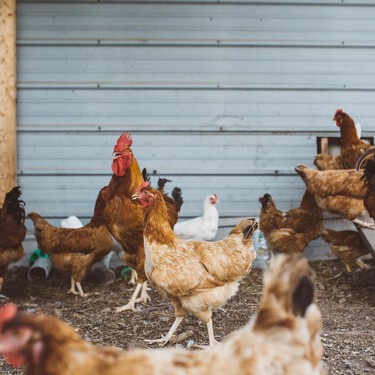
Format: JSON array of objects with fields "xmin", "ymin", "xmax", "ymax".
[{"xmin": 0, "ymin": 187, "xmax": 26, "ymax": 295}]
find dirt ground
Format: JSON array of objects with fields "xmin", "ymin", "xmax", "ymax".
[{"xmin": 0, "ymin": 259, "xmax": 374, "ymax": 374}]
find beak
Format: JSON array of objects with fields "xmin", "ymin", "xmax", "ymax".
[
  {"xmin": 216, "ymin": 199, "xmax": 221, "ymax": 204},
  {"xmin": 131, "ymin": 192, "xmax": 140, "ymax": 201},
  {"xmin": 112, "ymin": 152, "xmax": 122, "ymax": 160}
]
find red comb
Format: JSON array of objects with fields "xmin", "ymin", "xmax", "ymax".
[
  {"xmin": 136, "ymin": 181, "xmax": 150, "ymax": 193},
  {"xmin": 335, "ymin": 108, "xmax": 343, "ymax": 116},
  {"xmin": 115, "ymin": 132, "xmax": 133, "ymax": 150},
  {"xmin": 0, "ymin": 304, "xmax": 17, "ymax": 327}
]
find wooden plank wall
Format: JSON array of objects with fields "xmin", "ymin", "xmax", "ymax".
[{"xmin": 0, "ymin": 0, "xmax": 17, "ymax": 202}]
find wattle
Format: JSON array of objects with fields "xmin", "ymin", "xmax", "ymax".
[
  {"xmin": 5, "ymin": 352, "xmax": 25, "ymax": 367},
  {"xmin": 112, "ymin": 159, "xmax": 126, "ymax": 177}
]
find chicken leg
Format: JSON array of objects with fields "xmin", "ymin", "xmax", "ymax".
[
  {"xmin": 145, "ymin": 316, "xmax": 184, "ymax": 345},
  {"xmin": 116, "ymin": 280, "xmax": 151, "ymax": 313},
  {"xmin": 67, "ymin": 277, "xmax": 88, "ymax": 298},
  {"xmin": 207, "ymin": 318, "xmax": 219, "ymax": 346},
  {"xmin": 135, "ymin": 281, "xmax": 151, "ymax": 304},
  {"xmin": 353, "ymin": 218, "xmax": 375, "ymax": 229}
]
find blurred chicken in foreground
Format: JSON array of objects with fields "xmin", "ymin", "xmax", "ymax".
[
  {"xmin": 174, "ymin": 193, "xmax": 220, "ymax": 241},
  {"xmin": 321, "ymin": 229, "xmax": 370, "ymax": 273},
  {"xmin": 259, "ymin": 190, "xmax": 323, "ymax": 255},
  {"xmin": 0, "ymin": 254, "xmax": 323, "ymax": 375},
  {"xmin": 132, "ymin": 182, "xmax": 257, "ymax": 346},
  {"xmin": 0, "ymin": 187, "xmax": 26, "ymax": 297},
  {"xmin": 295, "ymin": 165, "xmax": 373, "ymax": 228}
]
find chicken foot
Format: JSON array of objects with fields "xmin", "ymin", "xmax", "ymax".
[
  {"xmin": 353, "ymin": 218, "xmax": 375, "ymax": 229},
  {"xmin": 115, "ymin": 281, "xmax": 148, "ymax": 313},
  {"xmin": 129, "ymin": 269, "xmax": 137, "ymax": 285},
  {"xmin": 135, "ymin": 281, "xmax": 151, "ymax": 304},
  {"xmin": 67, "ymin": 277, "xmax": 88, "ymax": 298},
  {"xmin": 145, "ymin": 316, "xmax": 184, "ymax": 345}
]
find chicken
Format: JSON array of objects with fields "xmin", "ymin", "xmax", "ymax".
[
  {"xmin": 0, "ymin": 254, "xmax": 323, "ymax": 375},
  {"xmin": 132, "ymin": 182, "xmax": 257, "ymax": 346},
  {"xmin": 103, "ymin": 134, "xmax": 182, "ymax": 312},
  {"xmin": 60, "ymin": 215, "xmax": 117, "ymax": 285},
  {"xmin": 259, "ymin": 190, "xmax": 323, "ymax": 255},
  {"xmin": 0, "ymin": 187, "xmax": 26, "ymax": 296},
  {"xmin": 174, "ymin": 193, "xmax": 220, "ymax": 241},
  {"xmin": 315, "ymin": 109, "xmax": 372, "ymax": 171},
  {"xmin": 334, "ymin": 109, "xmax": 374, "ymax": 169},
  {"xmin": 28, "ymin": 186, "xmax": 114, "ymax": 297},
  {"xmin": 360, "ymin": 154, "xmax": 375, "ymax": 222},
  {"xmin": 295, "ymin": 164, "xmax": 373, "ymax": 228},
  {"xmin": 314, "ymin": 153, "xmax": 344, "ymax": 171},
  {"xmin": 321, "ymin": 228, "xmax": 370, "ymax": 272}
]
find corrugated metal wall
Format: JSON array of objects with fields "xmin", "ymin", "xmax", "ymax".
[{"xmin": 17, "ymin": 0, "xmax": 375, "ymax": 258}]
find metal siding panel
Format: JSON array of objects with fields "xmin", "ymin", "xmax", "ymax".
[
  {"xmin": 18, "ymin": 132, "xmax": 317, "ymax": 174},
  {"xmin": 17, "ymin": 89, "xmax": 375, "ymax": 132},
  {"xmin": 18, "ymin": 174, "xmax": 307, "ymax": 218},
  {"xmin": 18, "ymin": 46, "xmax": 375, "ymax": 89},
  {"xmin": 17, "ymin": 2, "xmax": 375, "ymax": 46}
]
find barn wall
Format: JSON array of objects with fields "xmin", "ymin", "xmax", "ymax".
[{"xmin": 17, "ymin": 0, "xmax": 375, "ymax": 259}]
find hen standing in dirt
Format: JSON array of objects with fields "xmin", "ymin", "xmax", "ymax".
[
  {"xmin": 259, "ymin": 190, "xmax": 323, "ymax": 255},
  {"xmin": 28, "ymin": 186, "xmax": 114, "ymax": 297},
  {"xmin": 132, "ymin": 182, "xmax": 257, "ymax": 346}
]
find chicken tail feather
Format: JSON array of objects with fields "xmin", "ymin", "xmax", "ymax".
[
  {"xmin": 254, "ymin": 254, "xmax": 315, "ymax": 331},
  {"xmin": 171, "ymin": 187, "xmax": 184, "ymax": 212}
]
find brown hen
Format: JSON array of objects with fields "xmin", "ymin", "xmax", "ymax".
[
  {"xmin": 321, "ymin": 229, "xmax": 370, "ymax": 272},
  {"xmin": 295, "ymin": 164, "xmax": 373, "ymax": 228},
  {"xmin": 28, "ymin": 186, "xmax": 114, "ymax": 297},
  {"xmin": 259, "ymin": 190, "xmax": 323, "ymax": 255},
  {"xmin": 314, "ymin": 109, "xmax": 372, "ymax": 171},
  {"xmin": 132, "ymin": 182, "xmax": 257, "ymax": 346}
]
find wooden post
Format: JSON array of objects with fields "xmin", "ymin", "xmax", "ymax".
[{"xmin": 0, "ymin": 0, "xmax": 17, "ymax": 203}]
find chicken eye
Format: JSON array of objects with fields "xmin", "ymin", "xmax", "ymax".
[{"xmin": 11, "ymin": 329, "xmax": 23, "ymax": 338}]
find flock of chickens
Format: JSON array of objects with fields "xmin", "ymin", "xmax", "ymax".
[
  {"xmin": 260, "ymin": 109, "xmax": 375, "ymax": 272},
  {"xmin": 0, "ymin": 108, "xmax": 373, "ymax": 374}
]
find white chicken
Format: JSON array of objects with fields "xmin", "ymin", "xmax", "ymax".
[{"xmin": 174, "ymin": 193, "xmax": 220, "ymax": 241}]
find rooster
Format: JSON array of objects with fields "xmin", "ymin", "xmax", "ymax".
[
  {"xmin": 259, "ymin": 190, "xmax": 323, "ymax": 255},
  {"xmin": 28, "ymin": 186, "xmax": 114, "ymax": 297},
  {"xmin": 321, "ymin": 229, "xmax": 370, "ymax": 272},
  {"xmin": 295, "ymin": 164, "xmax": 373, "ymax": 228},
  {"xmin": 132, "ymin": 181, "xmax": 257, "ymax": 346},
  {"xmin": 103, "ymin": 134, "xmax": 183, "ymax": 312},
  {"xmin": 0, "ymin": 187, "xmax": 26, "ymax": 296},
  {"xmin": 174, "ymin": 193, "xmax": 220, "ymax": 241},
  {"xmin": 315, "ymin": 109, "xmax": 372, "ymax": 171},
  {"xmin": 0, "ymin": 254, "xmax": 323, "ymax": 375}
]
